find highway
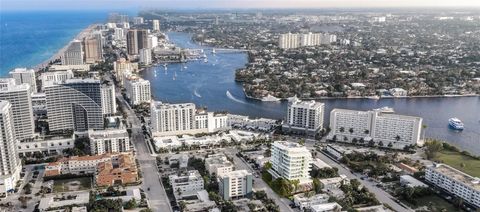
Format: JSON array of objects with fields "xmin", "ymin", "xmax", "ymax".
[{"xmin": 114, "ymin": 79, "xmax": 172, "ymax": 212}]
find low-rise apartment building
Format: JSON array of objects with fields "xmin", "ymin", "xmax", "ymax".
[{"xmin": 218, "ymin": 170, "xmax": 253, "ymax": 200}]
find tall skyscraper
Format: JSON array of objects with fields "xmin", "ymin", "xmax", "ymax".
[
  {"xmin": 124, "ymin": 76, "xmax": 151, "ymax": 105},
  {"xmin": 62, "ymin": 40, "xmax": 84, "ymax": 65},
  {"xmin": 0, "ymin": 101, "xmax": 22, "ymax": 196},
  {"xmin": 283, "ymin": 97, "xmax": 324, "ymax": 135},
  {"xmin": 0, "ymin": 82, "xmax": 34, "ymax": 140},
  {"xmin": 139, "ymin": 48, "xmax": 152, "ymax": 65},
  {"xmin": 127, "ymin": 29, "xmax": 148, "ymax": 55},
  {"xmin": 9, "ymin": 68, "xmax": 37, "ymax": 93},
  {"xmin": 100, "ymin": 82, "xmax": 117, "ymax": 116},
  {"xmin": 45, "ymin": 79, "xmax": 103, "ymax": 132},
  {"xmin": 83, "ymin": 36, "xmax": 102, "ymax": 64},
  {"xmin": 152, "ymin": 20, "xmax": 160, "ymax": 31}
]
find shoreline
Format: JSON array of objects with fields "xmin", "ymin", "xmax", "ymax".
[
  {"xmin": 243, "ymin": 93, "xmax": 480, "ymax": 102},
  {"xmin": 33, "ymin": 24, "xmax": 98, "ymax": 71}
]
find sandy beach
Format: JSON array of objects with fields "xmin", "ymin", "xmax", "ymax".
[{"xmin": 33, "ymin": 24, "xmax": 98, "ymax": 70}]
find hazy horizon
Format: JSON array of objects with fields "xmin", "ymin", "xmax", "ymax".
[{"xmin": 2, "ymin": 0, "xmax": 480, "ymax": 11}]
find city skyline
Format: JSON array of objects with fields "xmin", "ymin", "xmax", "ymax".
[{"xmin": 2, "ymin": 0, "xmax": 480, "ymax": 11}]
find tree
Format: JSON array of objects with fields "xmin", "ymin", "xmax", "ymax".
[
  {"xmin": 364, "ymin": 129, "xmax": 370, "ymax": 134},
  {"xmin": 378, "ymin": 141, "xmax": 384, "ymax": 147},
  {"xmin": 425, "ymin": 139, "xmax": 443, "ymax": 160},
  {"xmin": 298, "ymin": 139, "xmax": 305, "ymax": 145},
  {"xmin": 271, "ymin": 178, "xmax": 293, "ymax": 197},
  {"xmin": 395, "ymin": 135, "xmax": 401, "ymax": 141},
  {"xmin": 313, "ymin": 178, "xmax": 323, "ymax": 194},
  {"xmin": 179, "ymin": 201, "xmax": 187, "ymax": 211},
  {"xmin": 339, "ymin": 127, "xmax": 345, "ymax": 133},
  {"xmin": 388, "ymin": 142, "xmax": 393, "ymax": 148},
  {"xmin": 349, "ymin": 128, "xmax": 354, "ymax": 134},
  {"xmin": 124, "ymin": 198, "xmax": 137, "ymax": 209},
  {"xmin": 368, "ymin": 140, "xmax": 375, "ymax": 147}
]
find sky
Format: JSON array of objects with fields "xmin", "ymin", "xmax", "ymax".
[{"xmin": 2, "ymin": 0, "xmax": 480, "ymax": 11}]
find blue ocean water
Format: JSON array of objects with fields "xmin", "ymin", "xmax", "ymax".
[{"xmin": 0, "ymin": 11, "xmax": 108, "ymax": 75}]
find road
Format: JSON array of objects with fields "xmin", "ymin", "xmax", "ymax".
[
  {"xmin": 312, "ymin": 145, "xmax": 413, "ymax": 212},
  {"xmin": 224, "ymin": 148, "xmax": 294, "ymax": 212},
  {"xmin": 115, "ymin": 83, "xmax": 172, "ymax": 212}
]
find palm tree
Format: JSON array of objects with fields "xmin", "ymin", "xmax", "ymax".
[
  {"xmin": 364, "ymin": 129, "xmax": 370, "ymax": 134},
  {"xmin": 339, "ymin": 127, "xmax": 345, "ymax": 133},
  {"xmin": 349, "ymin": 128, "xmax": 354, "ymax": 134},
  {"xmin": 395, "ymin": 135, "xmax": 401, "ymax": 141},
  {"xmin": 422, "ymin": 124, "xmax": 428, "ymax": 141}
]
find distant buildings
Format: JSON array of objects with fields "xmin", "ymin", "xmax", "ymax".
[
  {"xmin": 88, "ymin": 129, "xmax": 130, "ymax": 155},
  {"xmin": 132, "ymin": 16, "xmax": 144, "ymax": 25},
  {"xmin": 9, "ymin": 68, "xmax": 37, "ymax": 93},
  {"xmin": 283, "ymin": 97, "xmax": 324, "ymax": 135},
  {"xmin": 113, "ymin": 58, "xmax": 139, "ymax": 86},
  {"xmin": 269, "ymin": 141, "xmax": 312, "ymax": 184},
  {"xmin": 0, "ymin": 101, "xmax": 22, "ymax": 196},
  {"xmin": 0, "ymin": 81, "xmax": 35, "ymax": 140},
  {"xmin": 83, "ymin": 36, "xmax": 103, "ymax": 64},
  {"xmin": 218, "ymin": 170, "xmax": 253, "ymax": 200},
  {"xmin": 124, "ymin": 76, "xmax": 151, "ymax": 105},
  {"xmin": 150, "ymin": 101, "xmax": 228, "ymax": 136},
  {"xmin": 425, "ymin": 163, "xmax": 480, "ymax": 208},
  {"xmin": 45, "ymin": 79, "xmax": 104, "ymax": 132},
  {"xmin": 45, "ymin": 153, "xmax": 138, "ymax": 187},
  {"xmin": 62, "ymin": 40, "xmax": 84, "ymax": 65},
  {"xmin": 279, "ymin": 32, "xmax": 337, "ymax": 49},
  {"xmin": 152, "ymin": 19, "xmax": 160, "ymax": 31},
  {"xmin": 329, "ymin": 107, "xmax": 422, "ymax": 149},
  {"xmin": 127, "ymin": 29, "xmax": 148, "ymax": 55}
]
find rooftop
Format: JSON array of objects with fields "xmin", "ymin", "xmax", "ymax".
[{"xmin": 429, "ymin": 163, "xmax": 480, "ymax": 191}]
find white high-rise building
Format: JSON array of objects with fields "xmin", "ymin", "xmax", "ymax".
[
  {"xmin": 150, "ymin": 102, "xmax": 229, "ymax": 136},
  {"xmin": 269, "ymin": 141, "xmax": 312, "ymax": 184},
  {"xmin": 45, "ymin": 79, "xmax": 103, "ymax": 132},
  {"xmin": 152, "ymin": 20, "xmax": 160, "ymax": 31},
  {"xmin": 0, "ymin": 78, "xmax": 16, "ymax": 90},
  {"xmin": 218, "ymin": 170, "xmax": 253, "ymax": 200},
  {"xmin": 124, "ymin": 76, "xmax": 151, "ymax": 105},
  {"xmin": 40, "ymin": 70, "xmax": 74, "ymax": 90},
  {"xmin": 425, "ymin": 164, "xmax": 480, "ymax": 208},
  {"xmin": 114, "ymin": 28, "xmax": 126, "ymax": 41},
  {"xmin": 88, "ymin": 129, "xmax": 130, "ymax": 155},
  {"xmin": 0, "ymin": 82, "xmax": 35, "ymax": 140},
  {"xmin": 283, "ymin": 97, "xmax": 324, "ymax": 135},
  {"xmin": 62, "ymin": 40, "xmax": 84, "ymax": 65},
  {"xmin": 300, "ymin": 33, "xmax": 322, "ymax": 46},
  {"xmin": 100, "ymin": 83, "xmax": 117, "ymax": 116},
  {"xmin": 132, "ymin": 17, "xmax": 144, "ymax": 25},
  {"xmin": 9, "ymin": 68, "xmax": 37, "ymax": 93},
  {"xmin": 139, "ymin": 48, "xmax": 152, "ymax": 65},
  {"xmin": 0, "ymin": 101, "xmax": 22, "ymax": 196},
  {"xmin": 147, "ymin": 35, "xmax": 158, "ymax": 49},
  {"xmin": 329, "ymin": 107, "xmax": 422, "ymax": 149},
  {"xmin": 279, "ymin": 33, "xmax": 300, "ymax": 49}
]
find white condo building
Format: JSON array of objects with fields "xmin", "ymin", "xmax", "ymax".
[
  {"xmin": 62, "ymin": 40, "xmax": 84, "ymax": 65},
  {"xmin": 425, "ymin": 164, "xmax": 480, "ymax": 208},
  {"xmin": 150, "ymin": 102, "xmax": 229, "ymax": 136},
  {"xmin": 100, "ymin": 83, "xmax": 117, "ymax": 116},
  {"xmin": 269, "ymin": 141, "xmax": 312, "ymax": 184},
  {"xmin": 279, "ymin": 33, "xmax": 337, "ymax": 49},
  {"xmin": 0, "ymin": 82, "xmax": 35, "ymax": 140},
  {"xmin": 124, "ymin": 76, "xmax": 151, "ymax": 105},
  {"xmin": 283, "ymin": 97, "xmax": 324, "ymax": 135},
  {"xmin": 40, "ymin": 70, "xmax": 74, "ymax": 90},
  {"xmin": 329, "ymin": 107, "xmax": 423, "ymax": 149},
  {"xmin": 0, "ymin": 101, "xmax": 22, "ymax": 196},
  {"xmin": 218, "ymin": 170, "xmax": 253, "ymax": 200},
  {"xmin": 9, "ymin": 68, "xmax": 37, "ymax": 93},
  {"xmin": 152, "ymin": 20, "xmax": 160, "ymax": 31},
  {"xmin": 147, "ymin": 35, "xmax": 158, "ymax": 49},
  {"xmin": 88, "ymin": 129, "xmax": 130, "ymax": 155},
  {"xmin": 205, "ymin": 153, "xmax": 234, "ymax": 176},
  {"xmin": 139, "ymin": 48, "xmax": 152, "ymax": 65},
  {"xmin": 169, "ymin": 170, "xmax": 204, "ymax": 195},
  {"xmin": 114, "ymin": 28, "xmax": 126, "ymax": 40}
]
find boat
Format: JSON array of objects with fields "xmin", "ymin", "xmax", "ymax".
[
  {"xmin": 212, "ymin": 49, "xmax": 216, "ymax": 54},
  {"xmin": 204, "ymin": 58, "xmax": 208, "ymax": 63},
  {"xmin": 368, "ymin": 95, "xmax": 380, "ymax": 100},
  {"xmin": 448, "ymin": 118, "xmax": 464, "ymax": 130}
]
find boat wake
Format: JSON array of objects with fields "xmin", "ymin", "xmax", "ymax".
[
  {"xmin": 226, "ymin": 90, "xmax": 247, "ymax": 104},
  {"xmin": 193, "ymin": 89, "xmax": 202, "ymax": 98}
]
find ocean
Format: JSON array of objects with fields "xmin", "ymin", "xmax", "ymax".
[{"xmin": 0, "ymin": 10, "xmax": 109, "ymax": 74}]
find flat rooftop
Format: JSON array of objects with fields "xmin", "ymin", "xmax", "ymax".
[{"xmin": 429, "ymin": 163, "xmax": 480, "ymax": 191}]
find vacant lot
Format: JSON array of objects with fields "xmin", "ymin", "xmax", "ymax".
[
  {"xmin": 53, "ymin": 177, "xmax": 92, "ymax": 193},
  {"xmin": 406, "ymin": 195, "xmax": 457, "ymax": 212},
  {"xmin": 435, "ymin": 150, "xmax": 480, "ymax": 177}
]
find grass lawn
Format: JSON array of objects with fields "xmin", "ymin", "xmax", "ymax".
[
  {"xmin": 53, "ymin": 177, "xmax": 92, "ymax": 193},
  {"xmin": 406, "ymin": 195, "xmax": 457, "ymax": 211},
  {"xmin": 434, "ymin": 150, "xmax": 480, "ymax": 177}
]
